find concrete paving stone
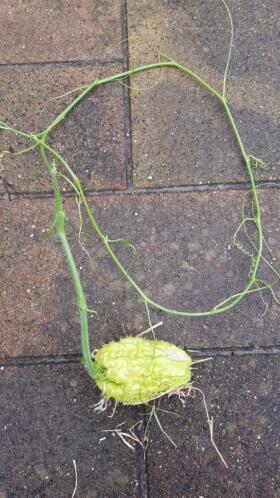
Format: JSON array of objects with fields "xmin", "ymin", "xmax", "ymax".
[
  {"xmin": 0, "ymin": 64, "xmax": 127, "ymax": 193},
  {"xmin": 1, "ymin": 188, "xmax": 280, "ymax": 358},
  {"xmin": 127, "ymin": 0, "xmax": 280, "ymax": 187},
  {"xmin": 0, "ymin": 362, "xmax": 141, "ymax": 498},
  {"xmin": 0, "ymin": 0, "xmax": 123, "ymax": 63},
  {"xmin": 145, "ymin": 354, "xmax": 280, "ymax": 498}
]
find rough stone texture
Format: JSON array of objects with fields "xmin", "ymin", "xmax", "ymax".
[
  {"xmin": 0, "ymin": 64, "xmax": 127, "ymax": 193},
  {"xmin": 127, "ymin": 0, "xmax": 280, "ymax": 187},
  {"xmin": 0, "ymin": 363, "xmax": 141, "ymax": 497},
  {"xmin": 0, "ymin": 0, "xmax": 123, "ymax": 63},
  {"xmin": 1, "ymin": 189, "xmax": 280, "ymax": 358},
  {"xmin": 146, "ymin": 355, "xmax": 280, "ymax": 498},
  {"xmin": 1, "ymin": 198, "xmax": 70, "ymax": 358},
  {"xmin": 1, "ymin": 2, "xmax": 280, "ymax": 496}
]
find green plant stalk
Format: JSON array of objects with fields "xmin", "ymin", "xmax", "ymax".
[
  {"xmin": 0, "ymin": 60, "xmax": 264, "ymax": 317},
  {"xmin": 39, "ymin": 144, "xmax": 100, "ymax": 379},
  {"xmin": 37, "ymin": 61, "xmax": 221, "ymax": 138},
  {"xmin": 37, "ymin": 66, "xmax": 262, "ymax": 314},
  {"xmin": 35, "ymin": 133, "xmax": 260, "ymax": 317},
  {"xmin": 219, "ymin": 100, "xmax": 263, "ymax": 305},
  {"xmin": 0, "ymin": 58, "xmax": 269, "ymax": 376}
]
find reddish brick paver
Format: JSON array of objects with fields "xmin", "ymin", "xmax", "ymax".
[
  {"xmin": 1, "ymin": 189, "xmax": 280, "ymax": 358},
  {"xmin": 0, "ymin": 64, "xmax": 127, "ymax": 193},
  {"xmin": 0, "ymin": 0, "xmax": 123, "ymax": 63},
  {"xmin": 0, "ymin": 363, "xmax": 140, "ymax": 497}
]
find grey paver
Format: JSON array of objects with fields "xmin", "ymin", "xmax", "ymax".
[
  {"xmin": 0, "ymin": 362, "xmax": 141, "ymax": 498},
  {"xmin": 146, "ymin": 355, "xmax": 280, "ymax": 498},
  {"xmin": 0, "ymin": 0, "xmax": 123, "ymax": 63}
]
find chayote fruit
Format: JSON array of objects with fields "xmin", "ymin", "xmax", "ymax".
[{"xmin": 94, "ymin": 336, "xmax": 192, "ymax": 405}]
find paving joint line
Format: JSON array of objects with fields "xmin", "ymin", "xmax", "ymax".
[
  {"xmin": 120, "ymin": 8, "xmax": 148, "ymax": 494},
  {"xmin": 0, "ymin": 59, "xmax": 124, "ymax": 69},
  {"xmin": 0, "ymin": 354, "xmax": 80, "ymax": 367},
  {"xmin": 2, "ymin": 180, "xmax": 280, "ymax": 202},
  {"xmin": 120, "ymin": 0, "xmax": 134, "ymax": 191},
  {"xmin": 112, "ymin": 19, "xmax": 149, "ymax": 491},
  {"xmin": 1, "ymin": 346, "xmax": 279, "ymax": 368},
  {"xmin": 135, "ymin": 406, "xmax": 149, "ymax": 498},
  {"xmin": 0, "ymin": 179, "xmax": 12, "ymax": 201},
  {"xmin": 189, "ymin": 345, "xmax": 280, "ymax": 357}
]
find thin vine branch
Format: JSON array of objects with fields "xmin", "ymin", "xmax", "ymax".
[
  {"xmin": 0, "ymin": 58, "xmax": 265, "ymax": 317},
  {"xmin": 39, "ymin": 144, "xmax": 100, "ymax": 380},
  {"xmin": 221, "ymin": 0, "xmax": 234, "ymax": 97},
  {"xmin": 0, "ymin": 50, "xmax": 274, "ymax": 373}
]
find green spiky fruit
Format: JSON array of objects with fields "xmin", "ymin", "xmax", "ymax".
[{"xmin": 94, "ymin": 337, "xmax": 192, "ymax": 405}]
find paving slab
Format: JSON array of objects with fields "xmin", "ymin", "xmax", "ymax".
[
  {"xmin": 145, "ymin": 354, "xmax": 280, "ymax": 498},
  {"xmin": 0, "ymin": 362, "xmax": 141, "ymax": 498},
  {"xmin": 0, "ymin": 64, "xmax": 127, "ymax": 193},
  {"xmin": 1, "ymin": 188, "xmax": 280, "ymax": 358},
  {"xmin": 127, "ymin": 0, "xmax": 280, "ymax": 187},
  {"xmin": 1, "ymin": 2, "xmax": 279, "ymax": 498},
  {"xmin": 0, "ymin": 0, "xmax": 123, "ymax": 63}
]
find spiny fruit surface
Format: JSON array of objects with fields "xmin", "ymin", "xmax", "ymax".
[{"xmin": 94, "ymin": 336, "xmax": 192, "ymax": 405}]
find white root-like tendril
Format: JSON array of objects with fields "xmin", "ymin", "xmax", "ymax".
[
  {"xmin": 95, "ymin": 378, "xmax": 227, "ymax": 468},
  {"xmin": 71, "ymin": 459, "xmax": 78, "ymax": 498},
  {"xmin": 94, "ymin": 394, "xmax": 109, "ymax": 413},
  {"xmin": 102, "ymin": 421, "xmax": 145, "ymax": 451}
]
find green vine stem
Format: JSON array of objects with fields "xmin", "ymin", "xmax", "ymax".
[
  {"xmin": 0, "ymin": 57, "xmax": 270, "ymax": 373},
  {"xmin": 39, "ymin": 145, "xmax": 101, "ymax": 380}
]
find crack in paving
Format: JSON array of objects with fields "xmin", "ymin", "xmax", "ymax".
[
  {"xmin": 120, "ymin": 0, "xmax": 134, "ymax": 190},
  {"xmin": 2, "ymin": 180, "xmax": 280, "ymax": 202},
  {"xmin": 0, "ymin": 345, "xmax": 279, "ymax": 368},
  {"xmin": 135, "ymin": 405, "xmax": 149, "ymax": 498},
  {"xmin": 0, "ymin": 59, "xmax": 124, "ymax": 69}
]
